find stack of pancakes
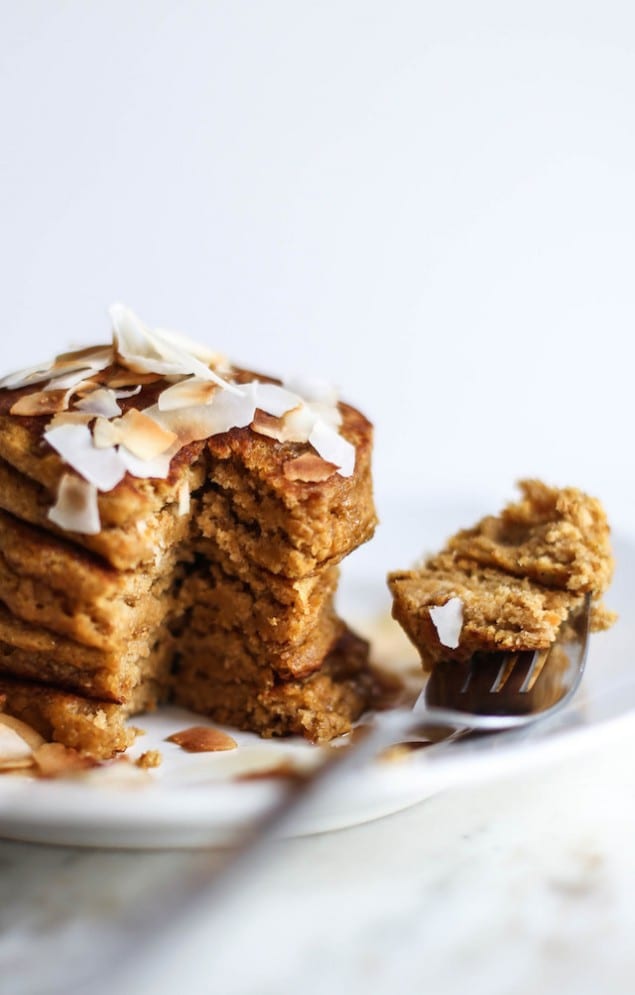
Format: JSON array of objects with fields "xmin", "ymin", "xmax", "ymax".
[{"xmin": 0, "ymin": 312, "xmax": 377, "ymax": 758}]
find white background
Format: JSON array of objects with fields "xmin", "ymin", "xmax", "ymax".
[{"xmin": 0, "ymin": 1, "xmax": 634, "ymax": 527}]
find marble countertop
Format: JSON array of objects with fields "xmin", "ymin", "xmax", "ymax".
[{"xmin": 2, "ymin": 718, "xmax": 635, "ymax": 995}]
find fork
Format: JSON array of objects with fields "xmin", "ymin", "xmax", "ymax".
[
  {"xmin": 255, "ymin": 590, "xmax": 592, "ymax": 823},
  {"xmin": 99, "ymin": 595, "xmax": 591, "ymax": 992}
]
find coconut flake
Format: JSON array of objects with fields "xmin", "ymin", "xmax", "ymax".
[
  {"xmin": 284, "ymin": 375, "xmax": 339, "ymax": 406},
  {"xmin": 152, "ymin": 326, "xmax": 227, "ymax": 368},
  {"xmin": 48, "ymin": 473, "xmax": 101, "ymax": 534},
  {"xmin": 308, "ymin": 419, "xmax": 356, "ymax": 477},
  {"xmin": 283, "ymin": 453, "xmax": 338, "ymax": 482},
  {"xmin": 0, "ymin": 345, "xmax": 112, "ymax": 391},
  {"xmin": 250, "ymin": 410, "xmax": 288, "ymax": 441},
  {"xmin": 75, "ymin": 387, "xmax": 122, "ymax": 419},
  {"xmin": 44, "ymin": 424, "xmax": 127, "ymax": 491},
  {"xmin": 146, "ymin": 385, "xmax": 257, "ymax": 445},
  {"xmin": 45, "ymin": 368, "xmax": 101, "ymax": 391},
  {"xmin": 10, "ymin": 389, "xmax": 72, "ymax": 417},
  {"xmin": 177, "ymin": 481, "xmax": 191, "ymax": 515},
  {"xmin": 0, "ymin": 362, "xmax": 56, "ymax": 390},
  {"xmin": 0, "ymin": 723, "xmax": 34, "ymax": 767},
  {"xmin": 48, "ymin": 411, "xmax": 95, "ymax": 430},
  {"xmin": 92, "ymin": 417, "xmax": 122, "ymax": 449},
  {"xmin": 158, "ymin": 377, "xmax": 219, "ymax": 411},
  {"xmin": 109, "ymin": 303, "xmax": 242, "ymax": 394},
  {"xmin": 106, "ymin": 370, "xmax": 163, "ymax": 389},
  {"xmin": 112, "ymin": 385, "xmax": 142, "ymax": 400},
  {"xmin": 114, "ymin": 408, "xmax": 178, "ymax": 460},
  {"xmin": 118, "ymin": 444, "xmax": 176, "ymax": 480},
  {"xmin": 252, "ymin": 382, "xmax": 303, "ymax": 418},
  {"xmin": 52, "ymin": 345, "xmax": 113, "ymax": 368},
  {"xmin": 429, "ymin": 597, "xmax": 464, "ymax": 649},
  {"xmin": 0, "ymin": 714, "xmax": 45, "ymax": 750}
]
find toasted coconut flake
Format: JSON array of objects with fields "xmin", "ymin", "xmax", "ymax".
[
  {"xmin": 53, "ymin": 345, "xmax": 113, "ymax": 368},
  {"xmin": 75, "ymin": 387, "xmax": 122, "ymax": 418},
  {"xmin": 48, "ymin": 473, "xmax": 101, "ymax": 534},
  {"xmin": 114, "ymin": 408, "xmax": 178, "ymax": 460},
  {"xmin": 106, "ymin": 370, "xmax": 163, "ymax": 388},
  {"xmin": 251, "ymin": 410, "xmax": 287, "ymax": 441},
  {"xmin": 72, "ymin": 379, "xmax": 105, "ymax": 397},
  {"xmin": 177, "ymin": 481, "xmax": 191, "ymax": 515},
  {"xmin": 308, "ymin": 419, "xmax": 355, "ymax": 477},
  {"xmin": 33, "ymin": 742, "xmax": 95, "ymax": 778},
  {"xmin": 167, "ymin": 726, "xmax": 237, "ymax": 752},
  {"xmin": 158, "ymin": 377, "xmax": 219, "ymax": 411},
  {"xmin": 44, "ymin": 423, "xmax": 127, "ymax": 491},
  {"xmin": 283, "ymin": 453, "xmax": 338, "ymax": 482},
  {"xmin": 10, "ymin": 389, "xmax": 72, "ymax": 417},
  {"xmin": 48, "ymin": 411, "xmax": 95, "ymax": 430},
  {"xmin": 0, "ymin": 756, "xmax": 35, "ymax": 777},
  {"xmin": 429, "ymin": 597, "xmax": 464, "ymax": 649},
  {"xmin": 280, "ymin": 404, "xmax": 320, "ymax": 442},
  {"xmin": 0, "ymin": 714, "xmax": 45, "ymax": 750},
  {"xmin": 251, "ymin": 400, "xmax": 341, "ymax": 445},
  {"xmin": 110, "ymin": 303, "xmax": 241, "ymax": 394}
]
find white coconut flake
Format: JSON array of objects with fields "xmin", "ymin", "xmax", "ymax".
[
  {"xmin": 112, "ymin": 385, "xmax": 142, "ymax": 400},
  {"xmin": 44, "ymin": 424, "xmax": 127, "ymax": 491},
  {"xmin": 429, "ymin": 597, "xmax": 464, "ymax": 649},
  {"xmin": 48, "ymin": 473, "xmax": 101, "ymax": 535},
  {"xmin": 0, "ymin": 724, "xmax": 34, "ymax": 765},
  {"xmin": 0, "ymin": 361, "xmax": 56, "ymax": 390},
  {"xmin": 0, "ymin": 346, "xmax": 112, "ymax": 392},
  {"xmin": 118, "ymin": 444, "xmax": 176, "ymax": 480},
  {"xmin": 109, "ymin": 304, "xmax": 242, "ymax": 394},
  {"xmin": 308, "ymin": 419, "xmax": 355, "ymax": 477},
  {"xmin": 92, "ymin": 417, "xmax": 122, "ymax": 449},
  {"xmin": 147, "ymin": 385, "xmax": 257, "ymax": 445},
  {"xmin": 177, "ymin": 481, "xmax": 191, "ymax": 515},
  {"xmin": 307, "ymin": 400, "xmax": 342, "ymax": 429},
  {"xmin": 252, "ymin": 382, "xmax": 303, "ymax": 418},
  {"xmin": 284, "ymin": 375, "xmax": 339, "ymax": 406},
  {"xmin": 75, "ymin": 387, "xmax": 122, "ymax": 419},
  {"xmin": 45, "ymin": 368, "xmax": 100, "ymax": 391},
  {"xmin": 152, "ymin": 326, "xmax": 227, "ymax": 368}
]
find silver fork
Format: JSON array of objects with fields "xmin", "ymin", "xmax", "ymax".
[
  {"xmin": 98, "ymin": 595, "xmax": 591, "ymax": 993},
  {"xmin": 257, "ymin": 590, "xmax": 592, "ymax": 820}
]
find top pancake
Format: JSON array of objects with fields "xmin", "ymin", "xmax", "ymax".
[{"xmin": 0, "ymin": 365, "xmax": 376, "ymax": 574}]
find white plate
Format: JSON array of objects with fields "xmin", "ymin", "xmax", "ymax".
[{"xmin": 0, "ymin": 498, "xmax": 633, "ymax": 849}]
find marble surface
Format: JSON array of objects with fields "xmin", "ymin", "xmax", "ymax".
[{"xmin": 2, "ymin": 720, "xmax": 635, "ymax": 995}]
